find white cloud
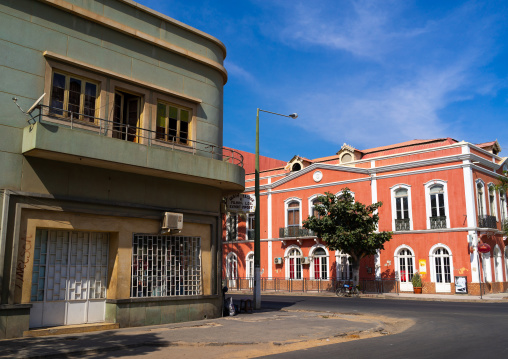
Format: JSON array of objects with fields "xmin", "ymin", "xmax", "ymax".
[{"xmin": 224, "ymin": 61, "xmax": 257, "ymax": 84}]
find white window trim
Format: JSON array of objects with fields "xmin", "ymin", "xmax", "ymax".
[
  {"xmin": 226, "ymin": 252, "xmax": 238, "ymax": 285},
  {"xmin": 335, "ymin": 190, "xmax": 355, "ymax": 201},
  {"xmin": 475, "ymin": 179, "xmax": 487, "ymax": 218},
  {"xmin": 308, "ymin": 194, "xmax": 323, "ymax": 217},
  {"xmin": 428, "ymin": 243, "xmax": 454, "ymax": 285},
  {"xmin": 245, "ymin": 251, "xmax": 254, "ymax": 279},
  {"xmin": 226, "ymin": 212, "xmax": 238, "ymax": 241},
  {"xmin": 493, "ymin": 245, "xmax": 503, "ymax": 282},
  {"xmin": 482, "ymin": 251, "xmax": 492, "ymax": 283},
  {"xmin": 390, "ymin": 184, "xmax": 413, "ymax": 231},
  {"xmin": 284, "ymin": 245, "xmax": 303, "ymax": 279},
  {"xmin": 424, "ymin": 180, "xmax": 451, "ymax": 229},
  {"xmin": 504, "ymin": 247, "xmax": 508, "ymax": 283},
  {"xmin": 284, "ymin": 197, "xmax": 302, "ymax": 228},
  {"xmin": 499, "ymin": 190, "xmax": 508, "ymax": 222},
  {"xmin": 335, "ymin": 251, "xmax": 352, "ymax": 280},
  {"xmin": 487, "ymin": 183, "xmax": 498, "ymax": 220},
  {"xmin": 309, "ymin": 244, "xmax": 329, "ymax": 280},
  {"xmin": 394, "ymin": 244, "xmax": 416, "ymax": 279}
]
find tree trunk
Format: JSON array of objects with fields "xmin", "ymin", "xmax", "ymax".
[{"xmin": 351, "ymin": 256, "xmax": 361, "ymax": 288}]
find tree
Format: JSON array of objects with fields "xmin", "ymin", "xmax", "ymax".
[
  {"xmin": 303, "ymin": 188, "xmax": 392, "ymax": 287},
  {"xmin": 495, "ymin": 170, "xmax": 508, "ymax": 236}
]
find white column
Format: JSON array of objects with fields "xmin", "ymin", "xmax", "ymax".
[
  {"xmin": 370, "ymin": 170, "xmax": 381, "ymax": 279},
  {"xmin": 462, "ymin": 144, "xmax": 479, "ymax": 282},
  {"xmin": 267, "ymin": 178, "xmax": 273, "ymax": 278}
]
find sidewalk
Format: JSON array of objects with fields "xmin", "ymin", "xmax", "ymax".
[
  {"xmin": 230, "ymin": 290, "xmax": 508, "ymax": 302},
  {"xmin": 0, "ymin": 309, "xmax": 389, "ymax": 359}
]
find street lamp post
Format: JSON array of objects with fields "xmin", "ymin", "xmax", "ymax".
[{"xmin": 254, "ymin": 108, "xmax": 298, "ymax": 310}]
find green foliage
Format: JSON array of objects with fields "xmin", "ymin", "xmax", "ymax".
[
  {"xmin": 411, "ymin": 272, "xmax": 422, "ymax": 288},
  {"xmin": 303, "ymin": 188, "xmax": 392, "ymax": 259},
  {"xmin": 303, "ymin": 188, "xmax": 392, "ymax": 285}
]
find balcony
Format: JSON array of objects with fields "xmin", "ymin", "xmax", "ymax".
[
  {"xmin": 478, "ymin": 215, "xmax": 497, "ymax": 229},
  {"xmin": 430, "ymin": 216, "xmax": 447, "ymax": 229},
  {"xmin": 22, "ymin": 105, "xmax": 245, "ymax": 191},
  {"xmin": 279, "ymin": 226, "xmax": 315, "ymax": 238},
  {"xmin": 395, "ymin": 218, "xmax": 410, "ymax": 231},
  {"xmin": 247, "ymin": 229, "xmax": 255, "ymax": 241}
]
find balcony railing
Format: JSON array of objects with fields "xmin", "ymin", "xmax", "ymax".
[
  {"xmin": 430, "ymin": 216, "xmax": 447, "ymax": 229},
  {"xmin": 29, "ymin": 105, "xmax": 244, "ymax": 167},
  {"xmin": 247, "ymin": 229, "xmax": 255, "ymax": 241},
  {"xmin": 478, "ymin": 215, "xmax": 497, "ymax": 229},
  {"xmin": 279, "ymin": 226, "xmax": 315, "ymax": 238},
  {"xmin": 395, "ymin": 218, "xmax": 410, "ymax": 231}
]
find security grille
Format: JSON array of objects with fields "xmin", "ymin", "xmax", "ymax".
[
  {"xmin": 30, "ymin": 230, "xmax": 109, "ymax": 302},
  {"xmin": 131, "ymin": 235, "xmax": 201, "ymax": 297}
]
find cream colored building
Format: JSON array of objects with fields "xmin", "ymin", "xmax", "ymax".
[{"xmin": 0, "ymin": 0, "xmax": 244, "ymax": 338}]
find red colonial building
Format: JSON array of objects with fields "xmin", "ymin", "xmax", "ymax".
[{"xmin": 222, "ymin": 138, "xmax": 508, "ymax": 295}]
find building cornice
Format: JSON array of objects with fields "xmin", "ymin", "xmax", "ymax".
[{"xmin": 38, "ymin": 0, "xmax": 228, "ymax": 84}]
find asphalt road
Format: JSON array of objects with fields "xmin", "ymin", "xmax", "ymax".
[{"xmin": 246, "ymin": 294, "xmax": 508, "ymax": 359}]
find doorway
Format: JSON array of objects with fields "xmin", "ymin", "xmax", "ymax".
[{"xmin": 29, "ymin": 230, "xmax": 109, "ymax": 328}]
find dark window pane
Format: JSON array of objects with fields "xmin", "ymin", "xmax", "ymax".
[
  {"xmin": 50, "ymin": 73, "xmax": 66, "ymax": 115},
  {"xmin": 83, "ymin": 82, "xmax": 97, "ymax": 122},
  {"xmin": 68, "ymin": 77, "xmax": 81, "ymax": 114},
  {"xmin": 179, "ymin": 121, "xmax": 188, "ymax": 144}
]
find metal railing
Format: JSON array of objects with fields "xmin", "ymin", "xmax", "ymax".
[
  {"xmin": 279, "ymin": 226, "xmax": 315, "ymax": 238},
  {"xmin": 30, "ymin": 105, "xmax": 244, "ymax": 167},
  {"xmin": 430, "ymin": 216, "xmax": 447, "ymax": 229},
  {"xmin": 478, "ymin": 215, "xmax": 497, "ymax": 229},
  {"xmin": 222, "ymin": 276, "xmax": 399, "ymax": 294},
  {"xmin": 395, "ymin": 218, "xmax": 410, "ymax": 231}
]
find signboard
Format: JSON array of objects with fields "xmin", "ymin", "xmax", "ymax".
[
  {"xmin": 455, "ymin": 276, "xmax": 468, "ymax": 294},
  {"xmin": 419, "ymin": 260, "xmax": 427, "ymax": 274},
  {"xmin": 226, "ymin": 194, "xmax": 256, "ymax": 213}
]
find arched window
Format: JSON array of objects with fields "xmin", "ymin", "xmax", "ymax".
[
  {"xmin": 226, "ymin": 253, "xmax": 238, "ymax": 288},
  {"xmin": 428, "ymin": 185, "xmax": 446, "ymax": 229},
  {"xmin": 477, "ymin": 181, "xmax": 486, "ymax": 217},
  {"xmin": 500, "ymin": 190, "xmax": 507, "ymax": 222},
  {"xmin": 337, "ymin": 253, "xmax": 352, "ymax": 280},
  {"xmin": 395, "ymin": 247, "xmax": 415, "ymax": 291},
  {"xmin": 286, "ymin": 247, "xmax": 302, "ymax": 279},
  {"xmin": 482, "ymin": 251, "xmax": 492, "ymax": 283},
  {"xmin": 311, "ymin": 198, "xmax": 321, "ymax": 219},
  {"xmin": 430, "ymin": 246, "xmax": 453, "ymax": 293},
  {"xmin": 489, "ymin": 185, "xmax": 497, "ymax": 219},
  {"xmin": 394, "ymin": 188, "xmax": 410, "ymax": 231},
  {"xmin": 246, "ymin": 252, "xmax": 254, "ymax": 288},
  {"xmin": 287, "ymin": 201, "xmax": 300, "ymax": 232},
  {"xmin": 493, "ymin": 246, "xmax": 503, "ymax": 282},
  {"xmin": 312, "ymin": 247, "xmax": 328, "ymax": 280}
]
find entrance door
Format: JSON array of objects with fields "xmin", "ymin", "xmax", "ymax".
[
  {"xmin": 397, "ymin": 249, "xmax": 414, "ymax": 292},
  {"xmin": 29, "ymin": 230, "xmax": 109, "ymax": 328}
]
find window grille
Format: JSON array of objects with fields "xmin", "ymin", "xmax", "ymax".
[{"xmin": 131, "ymin": 235, "xmax": 201, "ymax": 298}]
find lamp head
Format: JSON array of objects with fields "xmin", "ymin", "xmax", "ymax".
[{"xmin": 289, "ymin": 113, "xmax": 298, "ymax": 119}]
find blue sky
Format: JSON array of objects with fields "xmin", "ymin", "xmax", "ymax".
[{"xmin": 138, "ymin": 0, "xmax": 508, "ymax": 161}]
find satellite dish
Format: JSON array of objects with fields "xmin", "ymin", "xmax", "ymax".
[{"xmin": 26, "ymin": 93, "xmax": 46, "ymax": 115}]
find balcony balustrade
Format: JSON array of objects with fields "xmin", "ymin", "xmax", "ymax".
[
  {"xmin": 478, "ymin": 215, "xmax": 497, "ymax": 229},
  {"xmin": 279, "ymin": 226, "xmax": 315, "ymax": 238},
  {"xmin": 395, "ymin": 218, "xmax": 410, "ymax": 231},
  {"xmin": 430, "ymin": 216, "xmax": 447, "ymax": 229}
]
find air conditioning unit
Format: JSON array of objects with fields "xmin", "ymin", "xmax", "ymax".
[
  {"xmin": 302, "ymin": 257, "xmax": 311, "ymax": 265},
  {"xmin": 274, "ymin": 257, "xmax": 283, "ymax": 265},
  {"xmin": 162, "ymin": 212, "xmax": 183, "ymax": 234}
]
